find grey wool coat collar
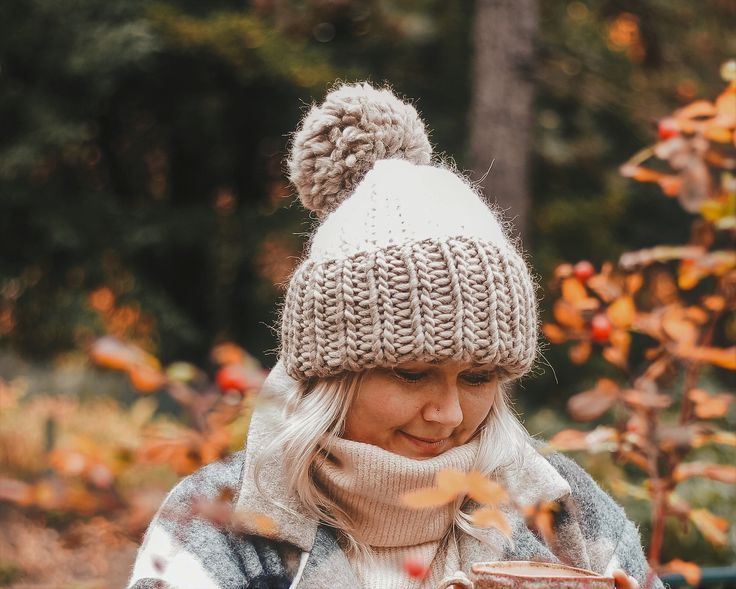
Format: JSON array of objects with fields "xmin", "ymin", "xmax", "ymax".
[{"xmin": 127, "ymin": 362, "xmax": 663, "ymax": 589}]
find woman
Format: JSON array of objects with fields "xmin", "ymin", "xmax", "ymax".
[{"xmin": 127, "ymin": 83, "xmax": 660, "ymax": 589}]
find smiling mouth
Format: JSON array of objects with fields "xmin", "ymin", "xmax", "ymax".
[{"xmin": 400, "ymin": 431, "xmax": 450, "ymax": 449}]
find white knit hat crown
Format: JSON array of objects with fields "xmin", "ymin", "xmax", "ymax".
[{"xmin": 280, "ymin": 82, "xmax": 537, "ymax": 380}]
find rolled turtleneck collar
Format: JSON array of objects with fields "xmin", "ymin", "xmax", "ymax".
[{"xmin": 313, "ymin": 436, "xmax": 479, "ymax": 547}]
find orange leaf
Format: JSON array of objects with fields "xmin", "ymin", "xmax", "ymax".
[
  {"xmin": 702, "ymin": 295, "xmax": 726, "ymax": 312},
  {"xmin": 253, "ymin": 513, "xmax": 276, "ymax": 535},
  {"xmin": 548, "ymin": 426, "xmax": 618, "ymax": 453},
  {"xmin": 128, "ymin": 365, "xmax": 167, "ymax": 393},
  {"xmin": 0, "ymin": 477, "xmax": 33, "ymax": 506},
  {"xmin": 553, "ymin": 300, "xmax": 585, "ymax": 330},
  {"xmin": 632, "ymin": 167, "xmax": 664, "ymax": 182},
  {"xmin": 401, "ymin": 487, "xmax": 457, "ymax": 509},
  {"xmin": 622, "ymin": 388, "xmax": 672, "ymax": 412},
  {"xmin": 607, "ymin": 296, "xmax": 636, "ymax": 328},
  {"xmin": 523, "ymin": 502, "xmax": 559, "ymax": 546},
  {"xmin": 436, "ymin": 468, "xmax": 470, "ymax": 495},
  {"xmin": 567, "ymin": 378, "xmax": 620, "ymax": 422},
  {"xmin": 676, "ymin": 99, "xmax": 717, "ymax": 121},
  {"xmin": 675, "ymin": 345, "xmax": 736, "ymax": 370},
  {"xmin": 693, "ymin": 430, "xmax": 736, "ymax": 448},
  {"xmin": 689, "ymin": 389, "xmax": 733, "ymax": 419},
  {"xmin": 662, "ymin": 312, "xmax": 699, "ymax": 346},
  {"xmin": 464, "ymin": 471, "xmax": 508, "ymax": 506},
  {"xmin": 569, "ymin": 340, "xmax": 592, "ymax": 364},
  {"xmin": 660, "ymin": 560, "xmax": 701, "ymax": 586},
  {"xmin": 561, "ymin": 277, "xmax": 588, "ymax": 303},
  {"xmin": 543, "ymin": 323, "xmax": 568, "ymax": 344},
  {"xmin": 674, "ymin": 462, "xmax": 736, "ymax": 484},
  {"xmin": 689, "ymin": 508, "xmax": 729, "ymax": 546},
  {"xmin": 211, "ymin": 342, "xmax": 245, "ymax": 366},
  {"xmin": 471, "ymin": 508, "xmax": 512, "ymax": 537}
]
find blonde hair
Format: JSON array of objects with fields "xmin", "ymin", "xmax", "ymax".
[{"xmin": 254, "ymin": 371, "xmax": 531, "ymax": 555}]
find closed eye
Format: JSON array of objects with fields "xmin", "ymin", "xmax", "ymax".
[
  {"xmin": 391, "ymin": 368, "xmax": 427, "ymax": 383},
  {"xmin": 460, "ymin": 371, "xmax": 494, "ymax": 386}
]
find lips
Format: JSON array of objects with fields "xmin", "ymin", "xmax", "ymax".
[
  {"xmin": 404, "ymin": 433, "xmax": 448, "ymax": 444},
  {"xmin": 399, "ymin": 431, "xmax": 451, "ymax": 455}
]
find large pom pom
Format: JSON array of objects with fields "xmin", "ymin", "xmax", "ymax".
[{"xmin": 288, "ymin": 82, "xmax": 432, "ymax": 215}]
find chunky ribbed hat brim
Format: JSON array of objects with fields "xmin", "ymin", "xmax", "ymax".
[{"xmin": 280, "ymin": 235, "xmax": 537, "ymax": 380}]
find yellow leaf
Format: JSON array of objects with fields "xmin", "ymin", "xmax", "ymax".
[{"xmin": 471, "ymin": 508, "xmax": 512, "ymax": 537}]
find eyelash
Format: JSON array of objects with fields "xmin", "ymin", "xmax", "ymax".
[{"xmin": 391, "ymin": 369, "xmax": 493, "ymax": 386}]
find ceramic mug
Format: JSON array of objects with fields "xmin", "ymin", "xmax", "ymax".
[{"xmin": 437, "ymin": 561, "xmax": 616, "ymax": 589}]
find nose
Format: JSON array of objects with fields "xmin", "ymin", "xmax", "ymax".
[{"xmin": 422, "ymin": 385, "xmax": 463, "ymax": 428}]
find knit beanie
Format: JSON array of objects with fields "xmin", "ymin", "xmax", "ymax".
[{"xmin": 280, "ymin": 82, "xmax": 537, "ymax": 381}]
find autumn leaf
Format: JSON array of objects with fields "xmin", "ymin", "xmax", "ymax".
[
  {"xmin": 548, "ymin": 426, "xmax": 618, "ymax": 453},
  {"xmin": 674, "ymin": 462, "xmax": 736, "ymax": 484},
  {"xmin": 567, "ymin": 379, "xmax": 620, "ymax": 422},
  {"xmin": 401, "ymin": 487, "xmax": 458, "ymax": 508},
  {"xmin": 464, "ymin": 471, "xmax": 508, "ymax": 506},
  {"xmin": 471, "ymin": 508, "xmax": 512, "ymax": 537},
  {"xmin": 689, "ymin": 508, "xmax": 730, "ymax": 546},
  {"xmin": 674, "ymin": 345, "xmax": 736, "ymax": 370},
  {"xmin": 128, "ymin": 364, "xmax": 167, "ymax": 393},
  {"xmin": 569, "ymin": 340, "xmax": 592, "ymax": 365},
  {"xmin": 693, "ymin": 430, "xmax": 736, "ymax": 448},
  {"xmin": 523, "ymin": 502, "xmax": 559, "ymax": 547},
  {"xmin": 622, "ymin": 388, "xmax": 672, "ymax": 412},
  {"xmin": 211, "ymin": 342, "xmax": 245, "ymax": 366},
  {"xmin": 689, "ymin": 389, "xmax": 734, "ymax": 419},
  {"xmin": 561, "ymin": 277, "xmax": 588, "ymax": 303},
  {"xmin": 659, "ymin": 560, "xmax": 702, "ymax": 586},
  {"xmin": 607, "ymin": 296, "xmax": 636, "ymax": 328},
  {"xmin": 543, "ymin": 323, "xmax": 567, "ymax": 344},
  {"xmin": 436, "ymin": 468, "xmax": 470, "ymax": 495},
  {"xmin": 553, "ymin": 300, "xmax": 585, "ymax": 330}
]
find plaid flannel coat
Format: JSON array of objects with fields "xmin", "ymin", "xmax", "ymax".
[{"xmin": 127, "ymin": 363, "xmax": 662, "ymax": 589}]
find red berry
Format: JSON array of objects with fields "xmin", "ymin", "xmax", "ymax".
[
  {"xmin": 216, "ymin": 365, "xmax": 250, "ymax": 394},
  {"xmin": 591, "ymin": 314, "xmax": 612, "ymax": 343},
  {"xmin": 573, "ymin": 260, "xmax": 595, "ymax": 282},
  {"xmin": 657, "ymin": 117, "xmax": 679, "ymax": 141},
  {"xmin": 402, "ymin": 557, "xmax": 429, "ymax": 580}
]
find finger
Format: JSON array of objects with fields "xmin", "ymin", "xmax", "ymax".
[{"xmin": 612, "ymin": 570, "xmax": 636, "ymax": 589}]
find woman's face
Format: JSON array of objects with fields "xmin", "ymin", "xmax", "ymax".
[{"xmin": 342, "ymin": 360, "xmax": 499, "ymax": 459}]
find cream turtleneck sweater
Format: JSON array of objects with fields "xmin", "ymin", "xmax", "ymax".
[{"xmin": 313, "ymin": 437, "xmax": 480, "ymax": 589}]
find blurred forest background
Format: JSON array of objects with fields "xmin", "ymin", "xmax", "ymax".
[{"xmin": 0, "ymin": 0, "xmax": 735, "ymax": 587}]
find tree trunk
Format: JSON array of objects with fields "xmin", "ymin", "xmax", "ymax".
[{"xmin": 468, "ymin": 0, "xmax": 538, "ymax": 243}]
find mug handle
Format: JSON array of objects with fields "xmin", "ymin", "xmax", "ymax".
[{"xmin": 436, "ymin": 572, "xmax": 473, "ymax": 589}]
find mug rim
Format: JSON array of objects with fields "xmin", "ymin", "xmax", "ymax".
[{"xmin": 471, "ymin": 560, "xmax": 615, "ymax": 583}]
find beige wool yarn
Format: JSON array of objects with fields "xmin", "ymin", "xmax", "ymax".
[{"xmin": 280, "ymin": 82, "xmax": 537, "ymax": 381}]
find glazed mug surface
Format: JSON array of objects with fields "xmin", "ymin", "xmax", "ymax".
[{"xmin": 469, "ymin": 561, "xmax": 615, "ymax": 589}]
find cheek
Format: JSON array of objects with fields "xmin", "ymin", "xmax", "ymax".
[
  {"xmin": 343, "ymin": 379, "xmax": 419, "ymax": 442},
  {"xmin": 460, "ymin": 391, "xmax": 496, "ymax": 432}
]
